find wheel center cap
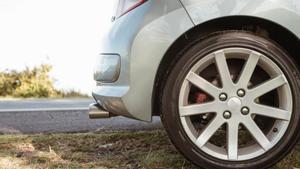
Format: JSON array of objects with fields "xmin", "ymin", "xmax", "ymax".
[{"xmin": 227, "ymin": 97, "xmax": 242, "ymax": 112}]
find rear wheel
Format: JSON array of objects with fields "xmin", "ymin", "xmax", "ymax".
[{"xmin": 161, "ymin": 31, "xmax": 300, "ymax": 169}]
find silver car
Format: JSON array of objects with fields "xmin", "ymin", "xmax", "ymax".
[{"xmin": 91, "ymin": 0, "xmax": 300, "ymax": 168}]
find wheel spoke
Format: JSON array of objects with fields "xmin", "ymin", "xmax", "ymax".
[
  {"xmin": 214, "ymin": 50, "xmax": 233, "ymax": 88},
  {"xmin": 227, "ymin": 122, "xmax": 239, "ymax": 160},
  {"xmin": 237, "ymin": 52, "xmax": 260, "ymax": 88},
  {"xmin": 249, "ymin": 75, "xmax": 287, "ymax": 99},
  {"xmin": 196, "ymin": 117, "xmax": 224, "ymax": 148},
  {"xmin": 186, "ymin": 71, "xmax": 221, "ymax": 98},
  {"xmin": 243, "ymin": 118, "xmax": 272, "ymax": 151},
  {"xmin": 252, "ymin": 103, "xmax": 291, "ymax": 121},
  {"xmin": 179, "ymin": 101, "xmax": 218, "ymax": 117},
  {"xmin": 179, "ymin": 47, "xmax": 292, "ymax": 161}
]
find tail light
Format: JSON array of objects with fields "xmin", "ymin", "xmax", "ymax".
[{"xmin": 114, "ymin": 0, "xmax": 147, "ymax": 19}]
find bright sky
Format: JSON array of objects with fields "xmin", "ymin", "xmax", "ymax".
[{"xmin": 0, "ymin": 0, "xmax": 114, "ymax": 94}]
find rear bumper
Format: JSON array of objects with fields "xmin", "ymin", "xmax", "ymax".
[
  {"xmin": 92, "ymin": 1, "xmax": 150, "ymax": 120},
  {"xmin": 92, "ymin": 86, "xmax": 133, "ymax": 119},
  {"xmin": 92, "ymin": 0, "xmax": 194, "ymax": 121}
]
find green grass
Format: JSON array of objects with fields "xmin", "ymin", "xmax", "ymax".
[{"xmin": 0, "ymin": 130, "xmax": 298, "ymax": 169}]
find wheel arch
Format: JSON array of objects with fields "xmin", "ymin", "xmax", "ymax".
[{"xmin": 152, "ymin": 15, "xmax": 300, "ymax": 116}]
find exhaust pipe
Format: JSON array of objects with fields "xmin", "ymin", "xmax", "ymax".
[{"xmin": 89, "ymin": 103, "xmax": 111, "ymax": 119}]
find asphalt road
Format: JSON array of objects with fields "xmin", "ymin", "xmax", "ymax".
[{"xmin": 0, "ymin": 99, "xmax": 162, "ymax": 134}]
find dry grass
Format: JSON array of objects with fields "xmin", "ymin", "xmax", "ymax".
[{"xmin": 0, "ymin": 130, "xmax": 298, "ymax": 169}]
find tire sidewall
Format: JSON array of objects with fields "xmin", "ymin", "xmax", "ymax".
[{"xmin": 161, "ymin": 32, "xmax": 300, "ymax": 169}]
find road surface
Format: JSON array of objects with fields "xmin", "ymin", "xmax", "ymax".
[{"xmin": 0, "ymin": 99, "xmax": 162, "ymax": 134}]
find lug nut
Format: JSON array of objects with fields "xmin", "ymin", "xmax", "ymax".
[
  {"xmin": 223, "ymin": 111, "xmax": 232, "ymax": 119},
  {"xmin": 241, "ymin": 107, "xmax": 250, "ymax": 115},
  {"xmin": 237, "ymin": 89, "xmax": 246, "ymax": 97},
  {"xmin": 219, "ymin": 93, "xmax": 227, "ymax": 101}
]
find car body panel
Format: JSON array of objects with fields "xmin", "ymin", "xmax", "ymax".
[
  {"xmin": 180, "ymin": 0, "xmax": 300, "ymax": 36},
  {"xmin": 93, "ymin": 0, "xmax": 194, "ymax": 121},
  {"xmin": 93, "ymin": 0, "xmax": 300, "ymax": 122}
]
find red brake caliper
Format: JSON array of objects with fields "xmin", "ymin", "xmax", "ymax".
[{"xmin": 194, "ymin": 92, "xmax": 208, "ymax": 103}]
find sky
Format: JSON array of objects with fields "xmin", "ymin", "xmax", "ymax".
[{"xmin": 0, "ymin": 0, "xmax": 114, "ymax": 94}]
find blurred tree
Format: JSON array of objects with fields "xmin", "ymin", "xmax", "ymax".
[{"xmin": 0, "ymin": 64, "xmax": 87, "ymax": 98}]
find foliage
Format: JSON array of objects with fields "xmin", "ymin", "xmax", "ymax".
[{"xmin": 0, "ymin": 64, "xmax": 86, "ymax": 98}]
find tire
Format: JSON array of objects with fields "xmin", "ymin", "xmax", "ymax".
[{"xmin": 161, "ymin": 31, "xmax": 300, "ymax": 169}]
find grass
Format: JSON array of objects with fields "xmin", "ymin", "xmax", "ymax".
[{"xmin": 0, "ymin": 130, "xmax": 298, "ymax": 169}]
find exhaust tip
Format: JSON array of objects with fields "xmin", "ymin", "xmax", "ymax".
[{"xmin": 89, "ymin": 103, "xmax": 110, "ymax": 119}]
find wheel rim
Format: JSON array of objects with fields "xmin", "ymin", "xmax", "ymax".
[{"xmin": 178, "ymin": 48, "xmax": 293, "ymax": 161}]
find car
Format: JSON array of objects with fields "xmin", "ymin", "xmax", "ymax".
[{"xmin": 90, "ymin": 0, "xmax": 300, "ymax": 168}]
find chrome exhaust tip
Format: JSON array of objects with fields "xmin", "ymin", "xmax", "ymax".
[{"xmin": 89, "ymin": 103, "xmax": 110, "ymax": 119}]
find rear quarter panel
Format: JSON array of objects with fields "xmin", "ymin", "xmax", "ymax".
[
  {"xmin": 180, "ymin": 0, "xmax": 300, "ymax": 37},
  {"xmin": 122, "ymin": 0, "xmax": 194, "ymax": 121}
]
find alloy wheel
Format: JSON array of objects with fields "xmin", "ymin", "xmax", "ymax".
[{"xmin": 178, "ymin": 48, "xmax": 292, "ymax": 161}]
